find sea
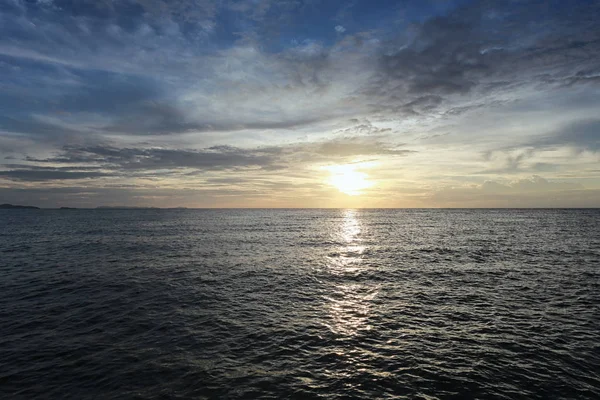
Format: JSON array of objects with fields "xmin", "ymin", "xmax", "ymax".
[{"xmin": 1, "ymin": 208, "xmax": 599, "ymax": 399}]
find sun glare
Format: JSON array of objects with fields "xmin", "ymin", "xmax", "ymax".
[{"xmin": 327, "ymin": 164, "xmax": 374, "ymax": 195}]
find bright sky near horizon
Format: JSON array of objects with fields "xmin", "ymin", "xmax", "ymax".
[{"xmin": 0, "ymin": 0, "xmax": 599, "ymax": 207}]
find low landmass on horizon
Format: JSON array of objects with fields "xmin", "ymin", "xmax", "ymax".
[{"xmin": 0, "ymin": 203, "xmax": 40, "ymax": 210}]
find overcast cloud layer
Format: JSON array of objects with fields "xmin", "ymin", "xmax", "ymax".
[{"xmin": 1, "ymin": 0, "xmax": 599, "ymax": 207}]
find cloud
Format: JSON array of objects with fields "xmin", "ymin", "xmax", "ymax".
[
  {"xmin": 477, "ymin": 119, "xmax": 600, "ymax": 175},
  {"xmin": 379, "ymin": 17, "xmax": 484, "ymax": 96},
  {"xmin": 26, "ymin": 144, "xmax": 278, "ymax": 171},
  {"xmin": 478, "ymin": 148, "xmax": 538, "ymax": 175},
  {"xmin": 529, "ymin": 119, "xmax": 600, "ymax": 152},
  {"xmin": 429, "ymin": 175, "xmax": 596, "ymax": 207},
  {"xmin": 0, "ymin": 135, "xmax": 414, "ymax": 185},
  {"xmin": 507, "ymin": 175, "xmax": 583, "ymax": 192},
  {"xmin": 365, "ymin": 0, "xmax": 600, "ymax": 117},
  {"xmin": 307, "ymin": 136, "xmax": 413, "ymax": 159},
  {"xmin": 2, "ymin": 0, "xmax": 599, "ymax": 143},
  {"xmin": 1, "ymin": 1, "xmax": 600, "ymax": 206},
  {"xmin": 0, "ymin": 168, "xmax": 114, "ymax": 181}
]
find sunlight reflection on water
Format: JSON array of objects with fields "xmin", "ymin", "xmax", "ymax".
[
  {"xmin": 326, "ymin": 209, "xmax": 366, "ymax": 272},
  {"xmin": 2, "ymin": 209, "xmax": 599, "ymax": 398},
  {"xmin": 325, "ymin": 209, "xmax": 378, "ymax": 336}
]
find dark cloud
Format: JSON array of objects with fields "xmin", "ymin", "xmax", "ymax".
[
  {"xmin": 530, "ymin": 119, "xmax": 600, "ymax": 152},
  {"xmin": 367, "ymin": 0, "xmax": 600, "ymax": 116},
  {"xmin": 0, "ymin": 162, "xmax": 116, "ymax": 181},
  {"xmin": 29, "ymin": 144, "xmax": 277, "ymax": 171},
  {"xmin": 380, "ymin": 17, "xmax": 484, "ymax": 95},
  {"xmin": 0, "ymin": 143, "xmax": 281, "ymax": 184},
  {"xmin": 0, "ymin": 169, "xmax": 114, "ymax": 181},
  {"xmin": 2, "ymin": 135, "xmax": 414, "ymax": 183}
]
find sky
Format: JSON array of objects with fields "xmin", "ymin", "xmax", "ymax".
[{"xmin": 0, "ymin": 0, "xmax": 599, "ymax": 208}]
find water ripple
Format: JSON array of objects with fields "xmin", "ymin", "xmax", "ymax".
[{"xmin": 1, "ymin": 209, "xmax": 599, "ymax": 399}]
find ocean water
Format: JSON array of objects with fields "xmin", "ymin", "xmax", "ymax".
[{"xmin": 1, "ymin": 208, "xmax": 599, "ymax": 399}]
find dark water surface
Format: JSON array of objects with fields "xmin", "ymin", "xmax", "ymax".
[{"xmin": 1, "ymin": 209, "xmax": 599, "ymax": 399}]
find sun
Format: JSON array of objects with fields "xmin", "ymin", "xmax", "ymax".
[{"xmin": 327, "ymin": 164, "xmax": 374, "ymax": 195}]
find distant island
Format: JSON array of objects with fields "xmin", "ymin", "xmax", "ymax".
[
  {"xmin": 0, "ymin": 204, "xmax": 189, "ymax": 209},
  {"xmin": 96, "ymin": 206, "xmax": 160, "ymax": 209},
  {"xmin": 0, "ymin": 203, "xmax": 40, "ymax": 209}
]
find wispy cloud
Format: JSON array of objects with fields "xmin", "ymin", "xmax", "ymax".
[{"xmin": 1, "ymin": 0, "xmax": 599, "ymax": 206}]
